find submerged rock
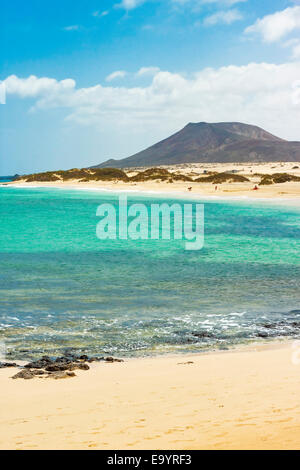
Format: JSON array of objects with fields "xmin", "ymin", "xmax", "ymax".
[
  {"xmin": 105, "ymin": 356, "xmax": 124, "ymax": 363},
  {"xmin": 191, "ymin": 331, "xmax": 213, "ymax": 339},
  {"xmin": 88, "ymin": 356, "xmax": 105, "ymax": 363}
]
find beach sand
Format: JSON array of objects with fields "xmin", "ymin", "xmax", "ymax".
[
  {"xmin": 1, "ymin": 342, "xmax": 300, "ymax": 450},
  {"xmin": 9, "ymin": 162, "xmax": 300, "ymax": 200}
]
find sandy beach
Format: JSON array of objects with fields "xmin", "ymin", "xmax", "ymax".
[
  {"xmin": 1, "ymin": 342, "xmax": 300, "ymax": 450},
  {"xmin": 8, "ymin": 162, "xmax": 300, "ymax": 200}
]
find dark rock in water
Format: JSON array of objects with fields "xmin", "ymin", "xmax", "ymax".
[
  {"xmin": 79, "ymin": 355, "xmax": 89, "ymax": 361},
  {"xmin": 0, "ymin": 362, "xmax": 17, "ymax": 369},
  {"xmin": 257, "ymin": 332, "xmax": 269, "ymax": 338},
  {"xmin": 192, "ymin": 331, "xmax": 213, "ymax": 339},
  {"xmin": 41, "ymin": 355, "xmax": 52, "ymax": 362},
  {"xmin": 289, "ymin": 310, "xmax": 300, "ymax": 315},
  {"xmin": 261, "ymin": 323, "xmax": 277, "ymax": 329},
  {"xmin": 105, "ymin": 356, "xmax": 124, "ymax": 363},
  {"xmin": 88, "ymin": 356, "xmax": 104, "ymax": 363}
]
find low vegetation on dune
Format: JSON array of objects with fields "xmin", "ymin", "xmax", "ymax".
[
  {"xmin": 25, "ymin": 172, "xmax": 61, "ymax": 182},
  {"xmin": 168, "ymin": 173, "xmax": 193, "ymax": 182},
  {"xmin": 60, "ymin": 169, "xmax": 90, "ymax": 180},
  {"xmin": 259, "ymin": 173, "xmax": 300, "ymax": 185},
  {"xmin": 130, "ymin": 168, "xmax": 171, "ymax": 182},
  {"xmin": 130, "ymin": 168, "xmax": 192, "ymax": 182},
  {"xmin": 21, "ymin": 168, "xmax": 129, "ymax": 182},
  {"xmin": 18, "ymin": 167, "xmax": 300, "ymax": 186},
  {"xmin": 81, "ymin": 168, "xmax": 129, "ymax": 181},
  {"xmin": 195, "ymin": 172, "xmax": 250, "ymax": 184}
]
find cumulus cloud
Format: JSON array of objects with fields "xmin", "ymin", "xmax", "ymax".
[
  {"xmin": 292, "ymin": 42, "xmax": 300, "ymax": 58},
  {"xmin": 3, "ymin": 62, "xmax": 300, "ymax": 140},
  {"xmin": 137, "ymin": 66, "xmax": 161, "ymax": 76},
  {"xmin": 204, "ymin": 8, "xmax": 243, "ymax": 26},
  {"xmin": 105, "ymin": 71, "xmax": 127, "ymax": 82},
  {"xmin": 116, "ymin": 0, "xmax": 146, "ymax": 10},
  {"xmin": 245, "ymin": 6, "xmax": 300, "ymax": 43},
  {"xmin": 4, "ymin": 75, "xmax": 76, "ymax": 98}
]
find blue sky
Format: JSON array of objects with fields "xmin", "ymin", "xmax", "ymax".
[{"xmin": 1, "ymin": 0, "xmax": 300, "ymax": 174}]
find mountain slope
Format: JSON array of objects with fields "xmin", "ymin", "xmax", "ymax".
[{"xmin": 94, "ymin": 122, "xmax": 300, "ymax": 168}]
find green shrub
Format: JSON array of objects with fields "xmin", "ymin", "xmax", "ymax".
[
  {"xmin": 259, "ymin": 173, "xmax": 300, "ymax": 185},
  {"xmin": 195, "ymin": 172, "xmax": 249, "ymax": 184},
  {"xmin": 26, "ymin": 172, "xmax": 60, "ymax": 182}
]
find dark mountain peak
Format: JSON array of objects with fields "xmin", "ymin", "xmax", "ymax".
[
  {"xmin": 93, "ymin": 122, "xmax": 299, "ymax": 168},
  {"xmin": 184, "ymin": 121, "xmax": 284, "ymax": 142},
  {"xmin": 185, "ymin": 121, "xmax": 208, "ymax": 127}
]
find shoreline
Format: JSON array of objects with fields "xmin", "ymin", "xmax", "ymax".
[
  {"xmin": 4, "ymin": 181, "xmax": 300, "ymax": 207},
  {"xmin": 1, "ymin": 339, "xmax": 299, "ymax": 450},
  {"xmin": 3, "ymin": 336, "xmax": 296, "ymax": 366},
  {"xmin": 4, "ymin": 161, "xmax": 300, "ymax": 203}
]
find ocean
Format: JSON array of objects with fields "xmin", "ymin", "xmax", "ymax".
[
  {"xmin": 0, "ymin": 186, "xmax": 299, "ymax": 360},
  {"xmin": 0, "ymin": 178, "xmax": 14, "ymax": 183}
]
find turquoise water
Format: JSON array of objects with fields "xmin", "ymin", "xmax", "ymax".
[
  {"xmin": 0, "ymin": 186, "xmax": 299, "ymax": 360},
  {"xmin": 0, "ymin": 179, "xmax": 14, "ymax": 183}
]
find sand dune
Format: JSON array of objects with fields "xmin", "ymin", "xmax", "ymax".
[{"xmin": 10, "ymin": 162, "xmax": 300, "ymax": 200}]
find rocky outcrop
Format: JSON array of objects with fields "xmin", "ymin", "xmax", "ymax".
[
  {"xmin": 9, "ymin": 354, "xmax": 124, "ymax": 380},
  {"xmin": 0, "ymin": 362, "xmax": 17, "ymax": 369}
]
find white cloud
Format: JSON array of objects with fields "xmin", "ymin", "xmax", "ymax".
[
  {"xmin": 4, "ymin": 75, "xmax": 76, "ymax": 98},
  {"xmin": 201, "ymin": 0, "xmax": 246, "ymax": 5},
  {"xmin": 118, "ymin": 0, "xmax": 246, "ymax": 10},
  {"xmin": 204, "ymin": 8, "xmax": 243, "ymax": 26},
  {"xmin": 105, "ymin": 71, "xmax": 127, "ymax": 82},
  {"xmin": 245, "ymin": 6, "xmax": 300, "ymax": 43},
  {"xmin": 292, "ymin": 42, "xmax": 300, "ymax": 58},
  {"xmin": 283, "ymin": 38, "xmax": 300, "ymax": 59},
  {"xmin": 63, "ymin": 25, "xmax": 81, "ymax": 32},
  {"xmin": 172, "ymin": 0, "xmax": 247, "ymax": 6},
  {"xmin": 3, "ymin": 62, "xmax": 300, "ymax": 141},
  {"xmin": 116, "ymin": 0, "xmax": 146, "ymax": 10},
  {"xmin": 93, "ymin": 10, "xmax": 109, "ymax": 18},
  {"xmin": 137, "ymin": 66, "xmax": 161, "ymax": 76}
]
